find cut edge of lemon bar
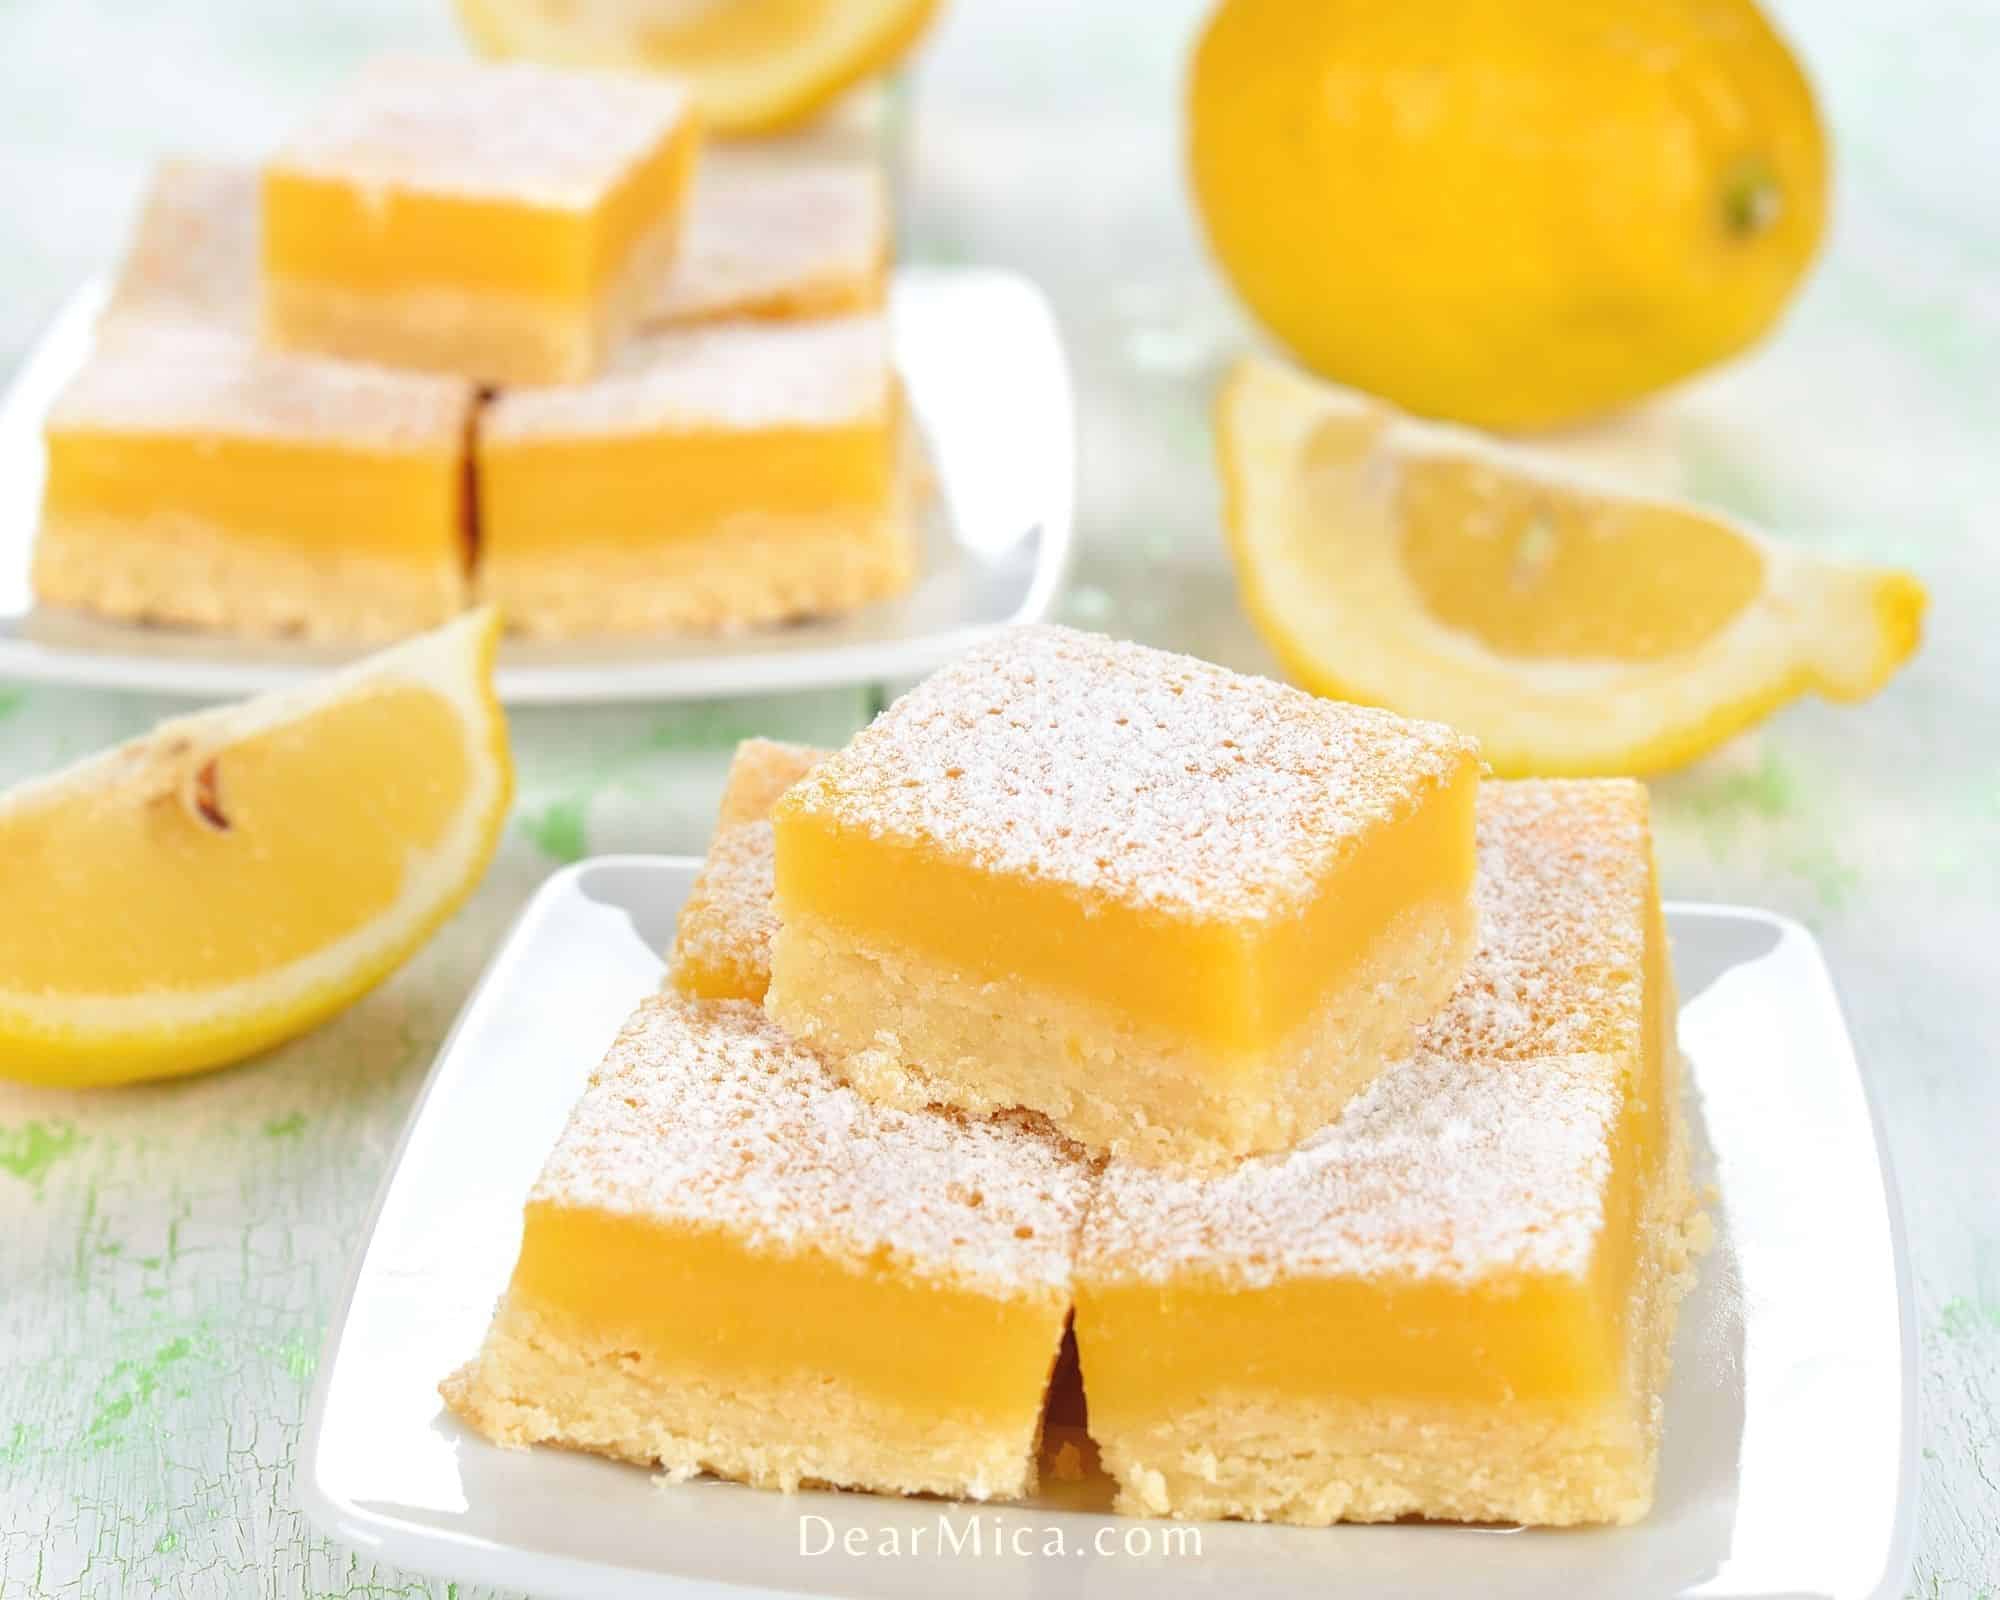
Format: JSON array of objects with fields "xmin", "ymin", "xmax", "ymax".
[
  {"xmin": 441, "ymin": 992, "xmax": 1092, "ymax": 1500},
  {"xmin": 263, "ymin": 55, "xmax": 700, "ymax": 386},
  {"xmin": 765, "ymin": 625, "xmax": 1483, "ymax": 1168},
  {"xmin": 1071, "ymin": 779, "xmax": 1705, "ymax": 1527},
  {"xmin": 33, "ymin": 323, "xmax": 474, "ymax": 642},
  {"xmin": 668, "ymin": 738, "xmax": 831, "ymax": 1003},
  {"xmin": 475, "ymin": 314, "xmax": 915, "ymax": 638}
]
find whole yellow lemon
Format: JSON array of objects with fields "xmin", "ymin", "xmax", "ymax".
[{"xmin": 1188, "ymin": 0, "xmax": 1829, "ymax": 430}]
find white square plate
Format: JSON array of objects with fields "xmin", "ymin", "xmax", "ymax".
[
  {"xmin": 300, "ymin": 858, "xmax": 1917, "ymax": 1599},
  {"xmin": 0, "ymin": 267, "xmax": 1072, "ymax": 704}
]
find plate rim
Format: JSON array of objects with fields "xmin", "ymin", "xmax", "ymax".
[
  {"xmin": 297, "ymin": 865, "xmax": 1920, "ymax": 1600},
  {"xmin": 0, "ymin": 266, "xmax": 1075, "ymax": 705}
]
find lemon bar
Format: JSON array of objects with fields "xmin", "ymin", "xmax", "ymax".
[
  {"xmin": 766, "ymin": 626, "xmax": 1483, "ymax": 1168},
  {"xmin": 442, "ymin": 993, "xmax": 1091, "ymax": 1499},
  {"xmin": 100, "ymin": 159, "xmax": 259, "ymax": 337},
  {"xmin": 670, "ymin": 738, "xmax": 828, "ymax": 1001},
  {"xmin": 642, "ymin": 157, "xmax": 887, "ymax": 328},
  {"xmin": 476, "ymin": 314, "xmax": 914, "ymax": 637},
  {"xmin": 263, "ymin": 56, "xmax": 699, "ymax": 385},
  {"xmin": 1073, "ymin": 780, "xmax": 1703, "ymax": 1526},
  {"xmin": 32, "ymin": 325, "xmax": 473, "ymax": 641}
]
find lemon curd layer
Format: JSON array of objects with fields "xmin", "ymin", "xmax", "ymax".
[
  {"xmin": 1074, "ymin": 780, "xmax": 1699, "ymax": 1527},
  {"xmin": 767, "ymin": 626, "xmax": 1482, "ymax": 1166},
  {"xmin": 444, "ymin": 995, "xmax": 1091, "ymax": 1499},
  {"xmin": 263, "ymin": 56, "xmax": 698, "ymax": 383},
  {"xmin": 509, "ymin": 1209, "xmax": 1067, "ymax": 1428},
  {"xmin": 33, "ymin": 326, "xmax": 473, "ymax": 640},
  {"xmin": 477, "ymin": 315, "xmax": 912, "ymax": 637}
]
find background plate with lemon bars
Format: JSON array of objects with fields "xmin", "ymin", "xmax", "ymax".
[{"xmin": 0, "ymin": 266, "xmax": 1073, "ymax": 705}]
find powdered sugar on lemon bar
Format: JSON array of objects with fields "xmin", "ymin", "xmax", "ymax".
[
  {"xmin": 264, "ymin": 55, "xmax": 699, "ymax": 384},
  {"xmin": 1074, "ymin": 779, "xmax": 1703, "ymax": 1526},
  {"xmin": 34, "ymin": 324, "xmax": 472, "ymax": 641},
  {"xmin": 767, "ymin": 624, "xmax": 1484, "ymax": 1166},
  {"xmin": 443, "ymin": 994, "xmax": 1092, "ymax": 1499},
  {"xmin": 477, "ymin": 316, "xmax": 914, "ymax": 637}
]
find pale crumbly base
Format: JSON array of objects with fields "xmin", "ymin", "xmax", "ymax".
[
  {"xmin": 262, "ymin": 206, "xmax": 686, "ymax": 387},
  {"xmin": 441, "ymin": 1296, "xmax": 1044, "ymax": 1502},
  {"xmin": 765, "ymin": 898, "xmax": 1476, "ymax": 1169},
  {"xmin": 31, "ymin": 510, "xmax": 465, "ymax": 642},
  {"xmin": 642, "ymin": 270, "xmax": 885, "ymax": 331},
  {"xmin": 1092, "ymin": 1080, "xmax": 1706, "ymax": 1526},
  {"xmin": 478, "ymin": 491, "xmax": 917, "ymax": 640}
]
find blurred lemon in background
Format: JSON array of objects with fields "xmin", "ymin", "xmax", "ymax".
[
  {"xmin": 1189, "ymin": 0, "xmax": 1829, "ymax": 430},
  {"xmin": 457, "ymin": 0, "xmax": 942, "ymax": 133},
  {"xmin": 0, "ymin": 612, "xmax": 512, "ymax": 1088},
  {"xmin": 1217, "ymin": 357, "xmax": 1924, "ymax": 775}
]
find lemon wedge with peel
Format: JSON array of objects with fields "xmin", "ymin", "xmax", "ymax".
[
  {"xmin": 1218, "ymin": 357, "xmax": 1926, "ymax": 776},
  {"xmin": 0, "ymin": 611, "xmax": 512, "ymax": 1088},
  {"xmin": 455, "ymin": 0, "xmax": 942, "ymax": 134}
]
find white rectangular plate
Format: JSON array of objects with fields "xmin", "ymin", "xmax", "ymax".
[
  {"xmin": 0, "ymin": 267, "xmax": 1072, "ymax": 703},
  {"xmin": 301, "ymin": 859, "xmax": 1917, "ymax": 1600}
]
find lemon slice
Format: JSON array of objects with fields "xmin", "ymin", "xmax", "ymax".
[
  {"xmin": 454, "ymin": 0, "xmax": 941, "ymax": 134},
  {"xmin": 1218, "ymin": 357, "xmax": 1926, "ymax": 776},
  {"xmin": 0, "ymin": 611, "xmax": 512, "ymax": 1088}
]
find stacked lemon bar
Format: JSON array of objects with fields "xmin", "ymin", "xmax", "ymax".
[
  {"xmin": 34, "ymin": 53, "xmax": 911, "ymax": 642},
  {"xmin": 448, "ymin": 625, "xmax": 1704, "ymax": 1524}
]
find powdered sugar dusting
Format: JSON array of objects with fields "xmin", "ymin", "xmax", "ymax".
[
  {"xmin": 49, "ymin": 323, "xmax": 472, "ymax": 449},
  {"xmin": 484, "ymin": 314, "xmax": 890, "ymax": 442},
  {"xmin": 671, "ymin": 741, "xmax": 828, "ymax": 997},
  {"xmin": 101, "ymin": 159, "xmax": 260, "ymax": 336},
  {"xmin": 713, "ymin": 738, "xmax": 827, "ymax": 830},
  {"xmin": 648, "ymin": 159, "xmax": 887, "ymax": 324},
  {"xmin": 670, "ymin": 821, "xmax": 781, "ymax": 988},
  {"xmin": 781, "ymin": 625, "xmax": 1479, "ymax": 923},
  {"xmin": 534, "ymin": 994, "xmax": 1093, "ymax": 1295},
  {"xmin": 273, "ymin": 55, "xmax": 692, "ymax": 209},
  {"xmin": 1082, "ymin": 780, "xmax": 1656, "ymax": 1287}
]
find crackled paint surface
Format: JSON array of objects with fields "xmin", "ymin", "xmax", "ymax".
[{"xmin": 2, "ymin": 0, "xmax": 1998, "ymax": 1595}]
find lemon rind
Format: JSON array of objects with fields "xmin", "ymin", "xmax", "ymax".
[
  {"xmin": 455, "ymin": 0, "xmax": 940, "ymax": 135},
  {"xmin": 1217, "ymin": 357, "xmax": 1926, "ymax": 778}
]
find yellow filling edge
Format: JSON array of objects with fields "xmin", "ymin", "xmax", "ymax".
[
  {"xmin": 1073, "ymin": 859, "xmax": 1671, "ymax": 1420},
  {"xmin": 43, "ymin": 429, "xmax": 466, "ymax": 563},
  {"xmin": 508, "ymin": 1203, "xmax": 1069, "ymax": 1426},
  {"xmin": 262, "ymin": 113, "xmax": 698, "ymax": 302},
  {"xmin": 479, "ymin": 412, "xmax": 895, "ymax": 549},
  {"xmin": 772, "ymin": 752, "xmax": 1481, "ymax": 1052}
]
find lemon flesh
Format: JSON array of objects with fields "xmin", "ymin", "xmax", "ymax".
[
  {"xmin": 0, "ymin": 611, "xmax": 512, "ymax": 1087},
  {"xmin": 1218, "ymin": 357, "xmax": 1926, "ymax": 776},
  {"xmin": 1188, "ymin": 0, "xmax": 1829, "ymax": 430},
  {"xmin": 455, "ymin": 0, "xmax": 941, "ymax": 135}
]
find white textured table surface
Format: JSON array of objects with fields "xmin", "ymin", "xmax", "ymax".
[{"xmin": 1, "ymin": 2, "xmax": 1995, "ymax": 1596}]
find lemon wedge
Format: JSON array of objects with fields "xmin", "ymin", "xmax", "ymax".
[
  {"xmin": 0, "ymin": 611, "xmax": 512, "ymax": 1088},
  {"xmin": 1217, "ymin": 357, "xmax": 1926, "ymax": 776},
  {"xmin": 454, "ymin": 0, "xmax": 941, "ymax": 134}
]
